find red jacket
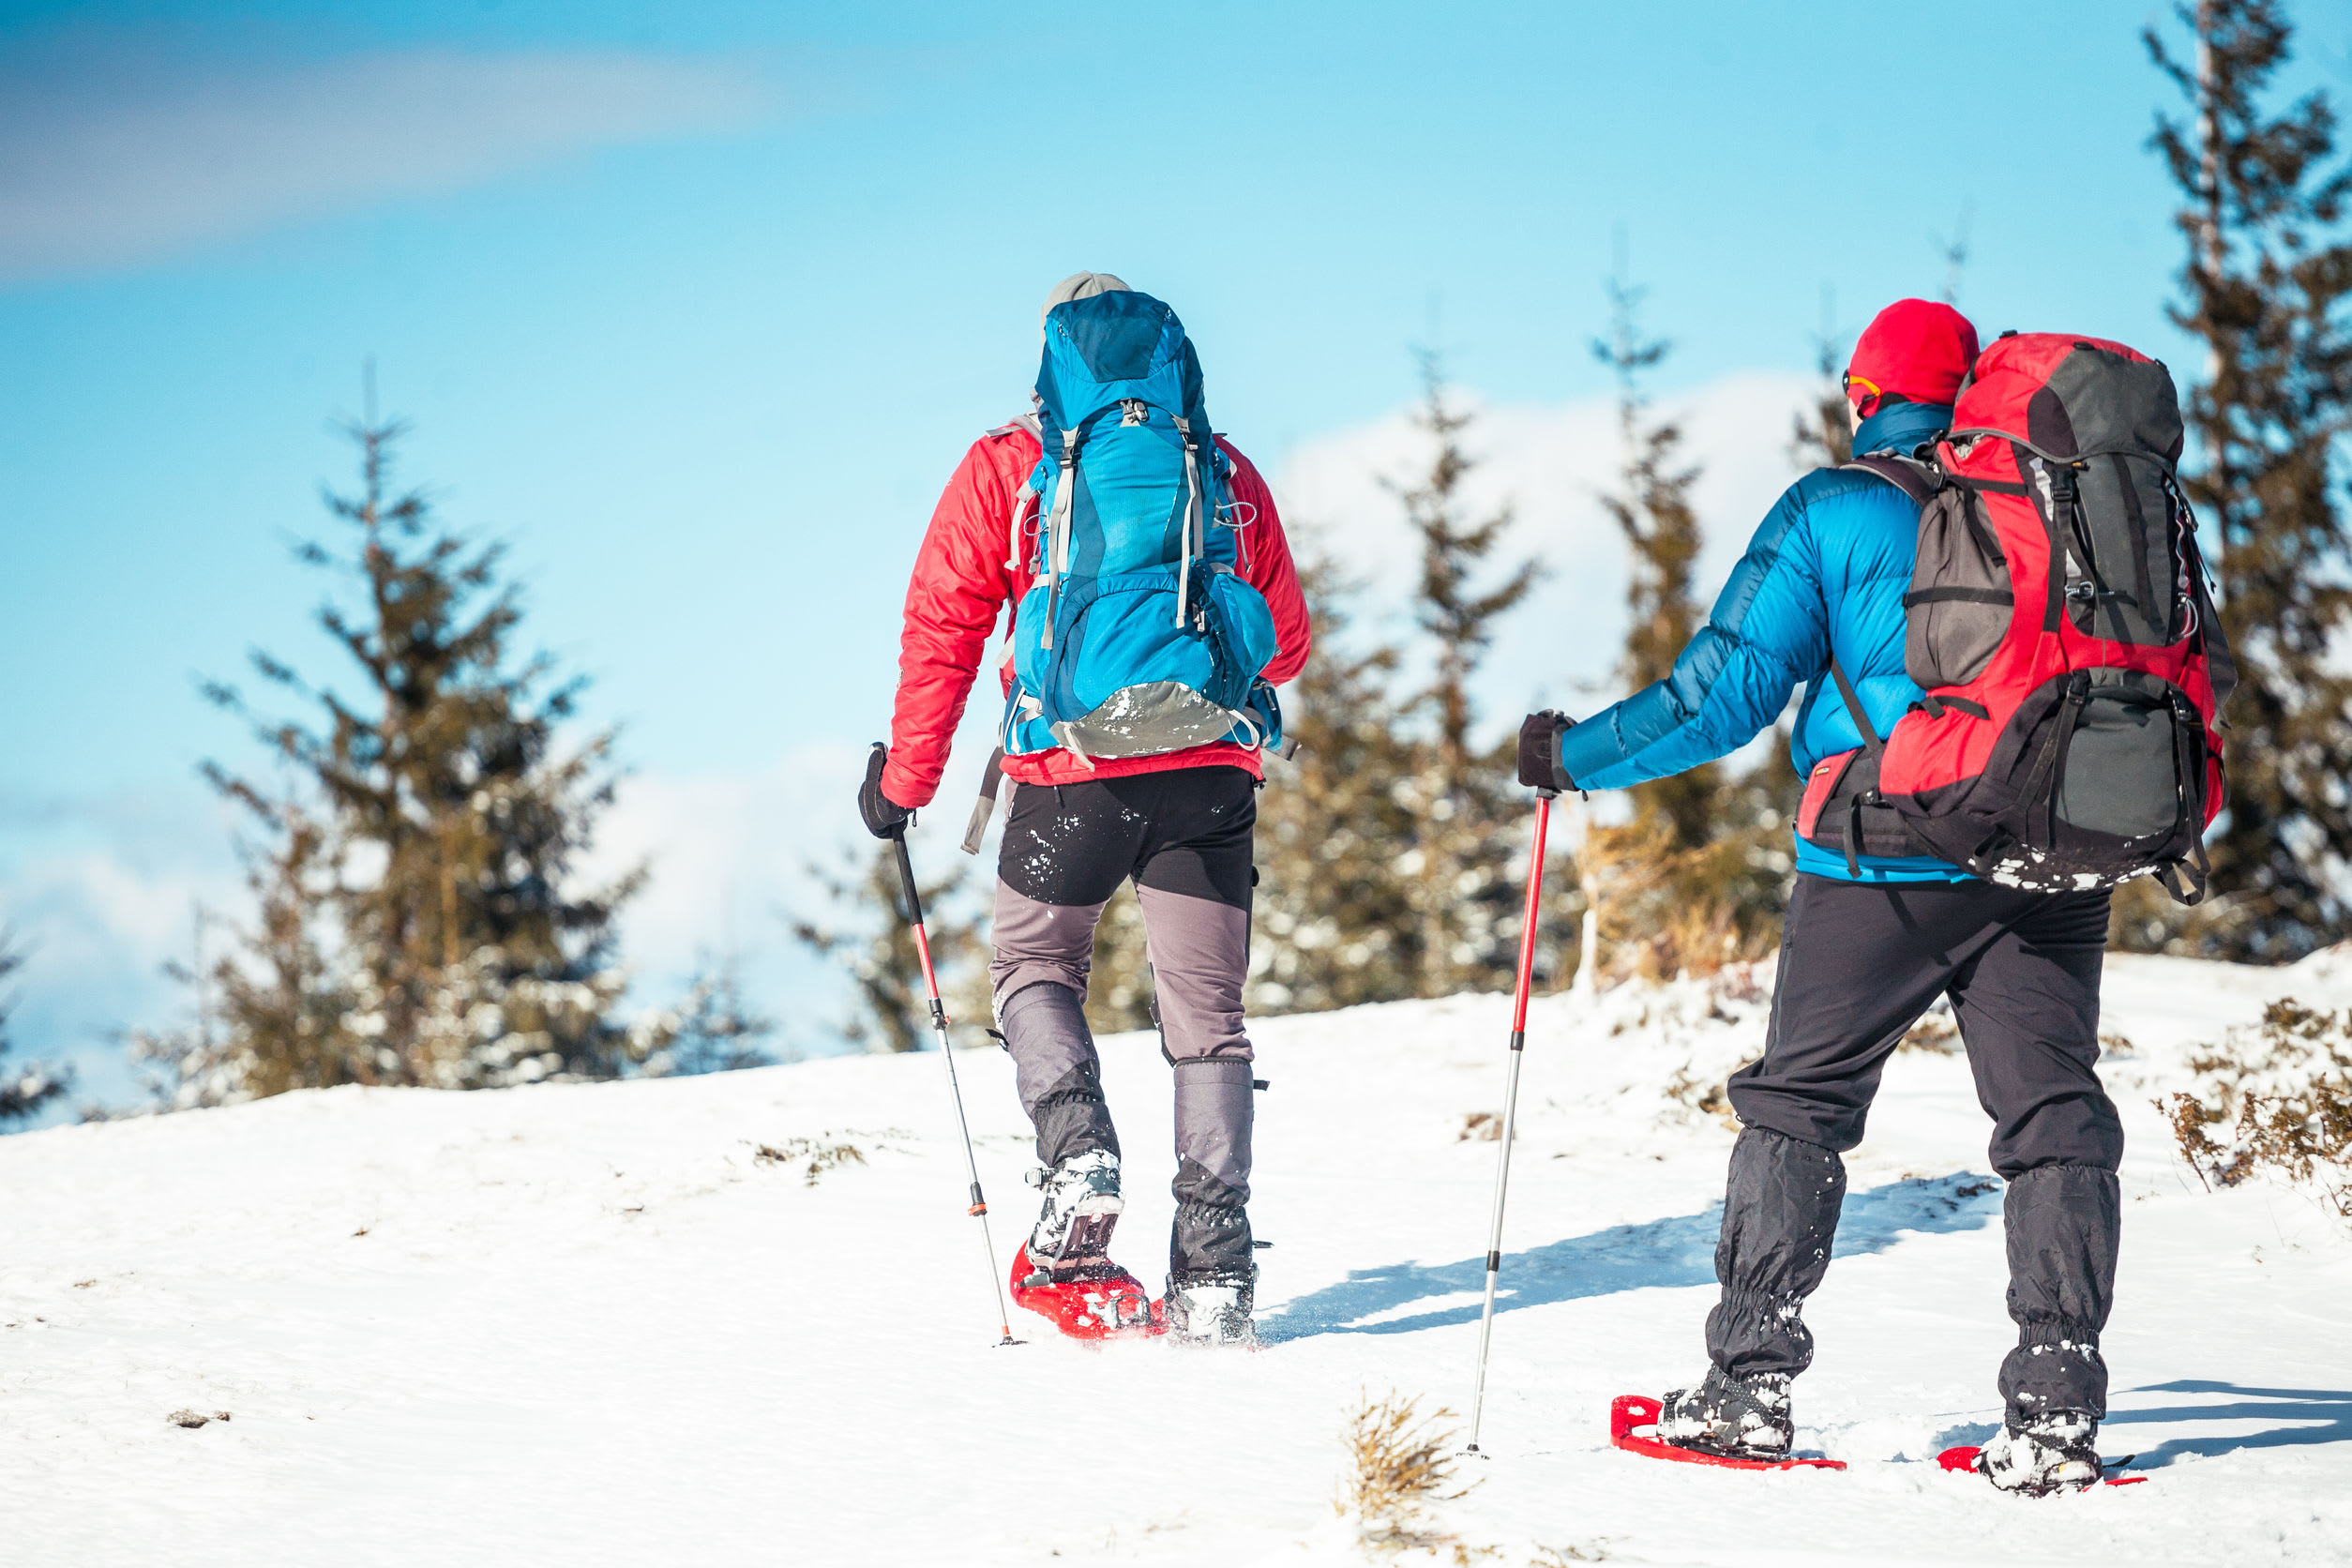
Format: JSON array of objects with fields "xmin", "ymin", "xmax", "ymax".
[{"xmin": 882, "ymin": 420, "xmax": 1310, "ymax": 808}]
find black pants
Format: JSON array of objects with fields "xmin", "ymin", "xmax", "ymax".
[
  {"xmin": 989, "ymin": 766, "xmax": 1259, "ymax": 1283},
  {"xmin": 1707, "ymin": 874, "xmax": 2123, "ymax": 1424}
]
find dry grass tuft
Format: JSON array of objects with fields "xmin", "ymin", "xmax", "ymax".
[
  {"xmin": 1335, "ymin": 1390, "xmax": 1477, "ymax": 1551},
  {"xmin": 1457, "ymin": 1111, "xmax": 1500, "ymax": 1142},
  {"xmin": 752, "ymin": 1137, "xmax": 867, "ymax": 1186}
]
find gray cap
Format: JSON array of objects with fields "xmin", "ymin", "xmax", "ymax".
[{"xmin": 1040, "ymin": 271, "xmax": 1131, "ymax": 328}]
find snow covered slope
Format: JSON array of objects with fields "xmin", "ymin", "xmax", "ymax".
[{"xmin": 4, "ymin": 954, "xmax": 2350, "ymax": 1566}]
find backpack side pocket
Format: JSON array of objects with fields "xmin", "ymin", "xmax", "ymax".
[{"xmin": 1906, "ymin": 488, "xmax": 2014, "ymax": 688}]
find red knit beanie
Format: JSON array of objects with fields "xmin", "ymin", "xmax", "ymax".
[{"xmin": 1845, "ymin": 299, "xmax": 1980, "ymax": 415}]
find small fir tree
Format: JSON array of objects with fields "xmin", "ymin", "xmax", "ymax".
[
  {"xmin": 1591, "ymin": 264, "xmax": 1794, "ymax": 977},
  {"xmin": 1386, "ymin": 352, "xmax": 1548, "ymax": 998},
  {"xmin": 789, "ymin": 843, "xmax": 987, "ymax": 1052},
  {"xmin": 0, "ymin": 935, "xmax": 69, "ymax": 1125},
  {"xmin": 1594, "ymin": 273, "xmax": 1719, "ymax": 852},
  {"xmin": 1249, "ymin": 554, "xmax": 1425, "ymax": 1013},
  {"xmin": 140, "ymin": 408, "xmax": 659, "ymax": 1105},
  {"xmin": 642, "ymin": 950, "xmax": 781, "ymax": 1077}
]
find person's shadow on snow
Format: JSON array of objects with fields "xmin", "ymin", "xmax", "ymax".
[
  {"xmin": 2100, "ymin": 1380, "xmax": 2352, "ymax": 1469},
  {"xmin": 1255, "ymin": 1171, "xmax": 2002, "ymax": 1344}
]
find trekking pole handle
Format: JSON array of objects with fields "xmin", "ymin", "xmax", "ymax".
[{"xmin": 891, "ymin": 831, "xmax": 947, "ymax": 1010}]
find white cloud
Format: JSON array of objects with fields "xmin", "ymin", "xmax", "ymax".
[
  {"xmin": 0, "ymin": 40, "xmax": 776, "ymax": 279},
  {"xmin": 1271, "ymin": 369, "xmax": 1818, "ymax": 722},
  {"xmin": 0, "ymin": 791, "xmax": 243, "ymax": 1104}
]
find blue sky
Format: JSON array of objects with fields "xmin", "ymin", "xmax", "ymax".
[{"xmin": 2, "ymin": 0, "xmax": 2342, "ymax": 1117}]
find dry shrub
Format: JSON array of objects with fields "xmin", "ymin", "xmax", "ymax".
[
  {"xmin": 2165, "ymin": 998, "xmax": 2352, "ymax": 1221},
  {"xmin": 1335, "ymin": 1390, "xmax": 1476, "ymax": 1550},
  {"xmin": 1898, "ymin": 998, "xmax": 1961, "ymax": 1054},
  {"xmin": 1662, "ymin": 1063, "xmax": 1737, "ymax": 1128},
  {"xmin": 1580, "ymin": 817, "xmax": 1779, "ymax": 984},
  {"xmin": 1458, "ymin": 1111, "xmax": 1500, "ymax": 1142},
  {"xmin": 753, "ymin": 1137, "xmax": 867, "ymax": 1186}
]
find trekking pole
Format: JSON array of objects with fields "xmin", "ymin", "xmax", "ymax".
[
  {"xmin": 887, "ymin": 811, "xmax": 1018, "ymax": 1348},
  {"xmin": 1466, "ymin": 786, "xmax": 1557, "ymax": 1454}
]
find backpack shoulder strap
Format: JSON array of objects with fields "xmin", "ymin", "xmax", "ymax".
[
  {"xmin": 1840, "ymin": 453, "xmax": 1937, "ymax": 506},
  {"xmin": 987, "ymin": 413, "xmax": 1043, "ymax": 441}
]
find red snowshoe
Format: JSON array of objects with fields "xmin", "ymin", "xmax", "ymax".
[
  {"xmin": 1609, "ymin": 1395, "xmax": 1845, "ymax": 1471},
  {"xmin": 1009, "ymin": 1243, "xmax": 1163, "ymax": 1340}
]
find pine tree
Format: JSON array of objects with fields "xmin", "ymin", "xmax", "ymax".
[
  {"xmin": 789, "ymin": 843, "xmax": 987, "ymax": 1052},
  {"xmin": 140, "ymin": 407, "xmax": 659, "ymax": 1104},
  {"xmin": 1589, "ymin": 264, "xmax": 1795, "ymax": 978},
  {"xmin": 0, "ymin": 935, "xmax": 69, "ymax": 1124},
  {"xmin": 1387, "ymin": 352, "xmax": 1549, "ymax": 998},
  {"xmin": 1594, "ymin": 273, "xmax": 1718, "ymax": 851},
  {"xmin": 643, "ymin": 951, "xmax": 781, "ymax": 1077},
  {"xmin": 2142, "ymin": 0, "xmax": 2352, "ymax": 959},
  {"xmin": 1250, "ymin": 554, "xmax": 1425, "ymax": 1012},
  {"xmin": 142, "ymin": 791, "xmax": 356, "ymax": 1102}
]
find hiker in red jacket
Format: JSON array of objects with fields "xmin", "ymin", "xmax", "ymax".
[{"xmin": 860, "ymin": 273, "xmax": 1309, "ymax": 1343}]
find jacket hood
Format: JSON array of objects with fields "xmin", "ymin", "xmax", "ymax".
[{"xmin": 1854, "ymin": 400, "xmax": 1950, "ymax": 459}]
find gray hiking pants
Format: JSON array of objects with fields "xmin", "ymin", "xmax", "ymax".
[
  {"xmin": 989, "ymin": 765, "xmax": 1258, "ymax": 1284},
  {"xmin": 1706, "ymin": 874, "xmax": 2121, "ymax": 1424}
]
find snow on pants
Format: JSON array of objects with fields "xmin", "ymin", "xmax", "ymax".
[
  {"xmin": 1707, "ymin": 873, "xmax": 2122, "ymax": 1424},
  {"xmin": 989, "ymin": 764, "xmax": 1257, "ymax": 1285}
]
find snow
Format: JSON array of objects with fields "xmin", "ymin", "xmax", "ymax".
[{"xmin": 4, "ymin": 953, "xmax": 2352, "ymax": 1565}]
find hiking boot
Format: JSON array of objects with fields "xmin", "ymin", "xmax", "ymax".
[
  {"xmin": 1023, "ymin": 1149, "xmax": 1123, "ymax": 1274},
  {"xmin": 1165, "ymin": 1272, "xmax": 1256, "ymax": 1347},
  {"xmin": 1655, "ymin": 1366, "xmax": 1794, "ymax": 1460},
  {"xmin": 1977, "ymin": 1410, "xmax": 2102, "ymax": 1496}
]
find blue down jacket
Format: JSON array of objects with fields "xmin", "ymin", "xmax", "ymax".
[{"xmin": 1556, "ymin": 400, "xmax": 1968, "ymax": 882}]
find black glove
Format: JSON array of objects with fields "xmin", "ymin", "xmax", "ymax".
[
  {"xmin": 1516, "ymin": 710, "xmax": 1576, "ymax": 793},
  {"xmin": 860, "ymin": 743, "xmax": 914, "ymax": 839}
]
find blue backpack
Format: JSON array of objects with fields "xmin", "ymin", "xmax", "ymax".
[{"xmin": 999, "ymin": 291, "xmax": 1283, "ymax": 763}]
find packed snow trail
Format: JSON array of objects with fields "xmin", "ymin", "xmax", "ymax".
[{"xmin": 2, "ymin": 954, "xmax": 2350, "ymax": 1564}]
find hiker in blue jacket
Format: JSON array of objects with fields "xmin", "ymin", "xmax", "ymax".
[{"xmin": 1516, "ymin": 300, "xmax": 2129, "ymax": 1495}]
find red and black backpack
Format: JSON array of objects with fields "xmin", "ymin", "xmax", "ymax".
[{"xmin": 1795, "ymin": 332, "xmax": 2235, "ymax": 902}]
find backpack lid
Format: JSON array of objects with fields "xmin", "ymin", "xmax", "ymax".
[
  {"xmin": 1033, "ymin": 291, "xmax": 1210, "ymax": 438},
  {"xmin": 1951, "ymin": 333, "xmax": 2183, "ymax": 467}
]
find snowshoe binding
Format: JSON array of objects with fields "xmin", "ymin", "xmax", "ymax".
[
  {"xmin": 1655, "ymin": 1366, "xmax": 1796, "ymax": 1461},
  {"xmin": 1611, "ymin": 1389, "xmax": 1844, "ymax": 1472},
  {"xmin": 1164, "ymin": 1272, "xmax": 1256, "ymax": 1348},
  {"xmin": 1007, "ymin": 1152, "xmax": 1160, "ymax": 1340},
  {"xmin": 1940, "ymin": 1410, "xmax": 2144, "ymax": 1493}
]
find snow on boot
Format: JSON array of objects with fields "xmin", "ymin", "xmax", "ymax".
[
  {"xmin": 1165, "ymin": 1273, "xmax": 1256, "ymax": 1347},
  {"xmin": 1022, "ymin": 1149, "xmax": 1123, "ymax": 1278},
  {"xmin": 1976, "ymin": 1410, "xmax": 2103, "ymax": 1496},
  {"xmin": 1655, "ymin": 1366, "xmax": 1794, "ymax": 1460}
]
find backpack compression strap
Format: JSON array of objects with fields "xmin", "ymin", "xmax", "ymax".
[
  {"xmin": 1824, "ymin": 656, "xmax": 1886, "ymax": 880},
  {"xmin": 1040, "ymin": 428, "xmax": 1080, "ymax": 651},
  {"xmin": 1173, "ymin": 415, "xmax": 1205, "ymax": 629}
]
